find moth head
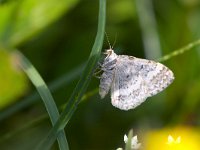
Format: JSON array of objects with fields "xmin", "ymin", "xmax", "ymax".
[
  {"xmin": 104, "ymin": 49, "xmax": 114, "ymax": 57},
  {"xmin": 103, "ymin": 48, "xmax": 118, "ymax": 62}
]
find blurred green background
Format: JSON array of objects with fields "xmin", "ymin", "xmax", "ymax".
[{"xmin": 0, "ymin": 0, "xmax": 200, "ymax": 149}]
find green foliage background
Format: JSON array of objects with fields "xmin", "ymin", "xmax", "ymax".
[{"xmin": 0, "ymin": 0, "xmax": 200, "ymax": 149}]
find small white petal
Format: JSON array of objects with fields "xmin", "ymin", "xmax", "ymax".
[
  {"xmin": 116, "ymin": 148, "xmax": 123, "ymax": 150},
  {"xmin": 175, "ymin": 136, "xmax": 181, "ymax": 144},
  {"xmin": 167, "ymin": 135, "xmax": 174, "ymax": 143},
  {"xmin": 124, "ymin": 134, "xmax": 128, "ymax": 143},
  {"xmin": 131, "ymin": 136, "xmax": 138, "ymax": 145},
  {"xmin": 131, "ymin": 135, "xmax": 141, "ymax": 149},
  {"xmin": 132, "ymin": 143, "xmax": 141, "ymax": 150},
  {"xmin": 123, "ymin": 134, "xmax": 141, "ymax": 149}
]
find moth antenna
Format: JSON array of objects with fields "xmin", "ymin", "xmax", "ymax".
[
  {"xmin": 105, "ymin": 32, "xmax": 112, "ymax": 49},
  {"xmin": 112, "ymin": 33, "xmax": 117, "ymax": 49}
]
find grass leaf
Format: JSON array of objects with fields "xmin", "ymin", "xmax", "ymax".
[
  {"xmin": 14, "ymin": 50, "xmax": 69, "ymax": 150},
  {"xmin": 36, "ymin": 0, "xmax": 106, "ymax": 149}
]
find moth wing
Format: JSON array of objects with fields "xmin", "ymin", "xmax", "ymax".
[
  {"xmin": 99, "ymin": 71, "xmax": 115, "ymax": 99},
  {"xmin": 111, "ymin": 56, "xmax": 149, "ymax": 110},
  {"xmin": 133, "ymin": 57, "xmax": 174, "ymax": 96},
  {"xmin": 111, "ymin": 55, "xmax": 174, "ymax": 110}
]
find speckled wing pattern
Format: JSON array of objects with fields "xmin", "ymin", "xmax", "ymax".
[{"xmin": 110, "ymin": 55, "xmax": 174, "ymax": 111}]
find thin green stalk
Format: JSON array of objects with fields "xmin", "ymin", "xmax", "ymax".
[
  {"xmin": 125, "ymin": 130, "xmax": 133, "ymax": 150},
  {"xmin": 81, "ymin": 88, "xmax": 98, "ymax": 101},
  {"xmin": 157, "ymin": 39, "xmax": 200, "ymax": 62},
  {"xmin": 36, "ymin": 0, "xmax": 106, "ymax": 149},
  {"xmin": 14, "ymin": 51, "xmax": 69, "ymax": 150}
]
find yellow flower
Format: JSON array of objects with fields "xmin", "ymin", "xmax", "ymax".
[{"xmin": 144, "ymin": 126, "xmax": 200, "ymax": 150}]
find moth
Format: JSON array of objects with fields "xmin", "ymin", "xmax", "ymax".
[{"xmin": 99, "ymin": 48, "xmax": 174, "ymax": 110}]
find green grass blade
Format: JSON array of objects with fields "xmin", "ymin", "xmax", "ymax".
[
  {"xmin": 14, "ymin": 51, "xmax": 69, "ymax": 150},
  {"xmin": 0, "ymin": 63, "xmax": 84, "ymax": 121},
  {"xmin": 36, "ymin": 0, "xmax": 106, "ymax": 149}
]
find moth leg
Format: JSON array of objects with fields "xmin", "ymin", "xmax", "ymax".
[
  {"xmin": 93, "ymin": 67, "xmax": 103, "ymax": 79},
  {"xmin": 93, "ymin": 70, "xmax": 103, "ymax": 78},
  {"xmin": 98, "ymin": 62, "xmax": 103, "ymax": 67}
]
